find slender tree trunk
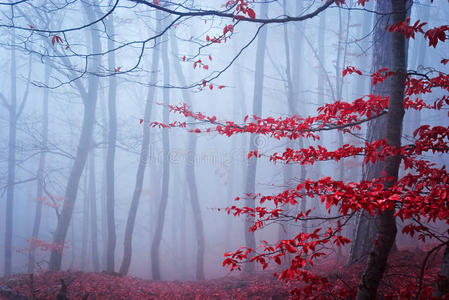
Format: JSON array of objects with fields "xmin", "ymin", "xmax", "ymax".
[
  {"xmin": 81, "ymin": 166, "xmax": 90, "ymax": 271},
  {"xmin": 243, "ymin": 2, "xmax": 269, "ymax": 274},
  {"xmin": 119, "ymin": 14, "xmax": 161, "ymax": 275},
  {"xmin": 49, "ymin": 2, "xmax": 101, "ymax": 271},
  {"xmin": 356, "ymin": 1, "xmax": 407, "ymax": 298},
  {"xmin": 151, "ymin": 20, "xmax": 170, "ymax": 280},
  {"xmin": 281, "ymin": 0, "xmax": 307, "ymax": 249},
  {"xmin": 28, "ymin": 64, "xmax": 51, "ymax": 273},
  {"xmin": 105, "ymin": 14, "xmax": 117, "ymax": 273},
  {"xmin": 170, "ymin": 29, "xmax": 206, "ymax": 281},
  {"xmin": 88, "ymin": 150, "xmax": 100, "ymax": 272},
  {"xmin": 4, "ymin": 26, "xmax": 17, "ymax": 277}
]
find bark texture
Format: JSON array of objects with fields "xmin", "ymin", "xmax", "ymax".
[{"xmin": 356, "ymin": 1, "xmax": 407, "ymax": 298}]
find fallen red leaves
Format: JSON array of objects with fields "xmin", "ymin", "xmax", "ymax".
[{"xmin": 0, "ymin": 246, "xmax": 445, "ymax": 299}]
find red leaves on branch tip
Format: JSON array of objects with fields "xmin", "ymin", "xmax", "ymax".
[
  {"xmin": 114, "ymin": 66, "xmax": 121, "ymax": 73},
  {"xmin": 247, "ymin": 8, "xmax": 256, "ymax": 19},
  {"xmin": 371, "ymin": 68, "xmax": 395, "ymax": 86},
  {"xmin": 139, "ymin": 119, "xmax": 143, "ymax": 124},
  {"xmin": 153, "ymin": 0, "xmax": 159, "ymax": 5},
  {"xmin": 389, "ymin": 17, "xmax": 427, "ymax": 39},
  {"xmin": 29, "ymin": 25, "xmax": 34, "ymax": 29},
  {"xmin": 223, "ymin": 25, "xmax": 234, "ymax": 35},
  {"xmin": 442, "ymin": 58, "xmax": 449, "ymax": 65},
  {"xmin": 357, "ymin": 0, "xmax": 369, "ymax": 6},
  {"xmin": 342, "ymin": 66, "xmax": 362, "ymax": 77},
  {"xmin": 424, "ymin": 25, "xmax": 449, "ymax": 47},
  {"xmin": 51, "ymin": 35, "xmax": 63, "ymax": 46}
]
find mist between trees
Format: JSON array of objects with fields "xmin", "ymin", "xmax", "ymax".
[{"xmin": 0, "ymin": 0, "xmax": 448, "ymax": 299}]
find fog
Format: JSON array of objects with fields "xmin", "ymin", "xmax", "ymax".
[{"xmin": 0, "ymin": 0, "xmax": 448, "ymax": 285}]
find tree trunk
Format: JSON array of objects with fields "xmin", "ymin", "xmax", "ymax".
[
  {"xmin": 119, "ymin": 14, "xmax": 161, "ymax": 275},
  {"xmin": 28, "ymin": 64, "xmax": 51, "ymax": 273},
  {"xmin": 105, "ymin": 13, "xmax": 117, "ymax": 273},
  {"xmin": 4, "ymin": 26, "xmax": 17, "ymax": 277},
  {"xmin": 81, "ymin": 167, "xmax": 89, "ymax": 271},
  {"xmin": 49, "ymin": 2, "xmax": 101, "ymax": 271},
  {"xmin": 169, "ymin": 28, "xmax": 206, "ymax": 281},
  {"xmin": 356, "ymin": 1, "xmax": 407, "ymax": 298},
  {"xmin": 88, "ymin": 150, "xmax": 100, "ymax": 272},
  {"xmin": 348, "ymin": 0, "xmax": 392, "ymax": 265},
  {"xmin": 433, "ymin": 244, "xmax": 449, "ymax": 298},
  {"xmin": 243, "ymin": 2, "xmax": 269, "ymax": 274},
  {"xmin": 151, "ymin": 17, "xmax": 170, "ymax": 280}
]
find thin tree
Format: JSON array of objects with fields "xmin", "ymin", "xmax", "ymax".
[
  {"xmin": 28, "ymin": 64, "xmax": 51, "ymax": 273},
  {"xmin": 151, "ymin": 13, "xmax": 171, "ymax": 279},
  {"xmin": 119, "ymin": 12, "xmax": 161, "ymax": 276},
  {"xmin": 170, "ymin": 29, "xmax": 205, "ymax": 280}
]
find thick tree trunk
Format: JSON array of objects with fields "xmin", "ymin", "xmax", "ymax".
[
  {"xmin": 151, "ymin": 22, "xmax": 170, "ymax": 280},
  {"xmin": 348, "ymin": 0, "xmax": 392, "ymax": 265},
  {"xmin": 243, "ymin": 2, "xmax": 269, "ymax": 274},
  {"xmin": 356, "ymin": 1, "xmax": 407, "ymax": 298},
  {"xmin": 433, "ymin": 244, "xmax": 449, "ymax": 298},
  {"xmin": 28, "ymin": 64, "xmax": 51, "ymax": 273},
  {"xmin": 49, "ymin": 2, "xmax": 101, "ymax": 271},
  {"xmin": 105, "ymin": 14, "xmax": 117, "ymax": 273},
  {"xmin": 88, "ymin": 151, "xmax": 100, "ymax": 272},
  {"xmin": 119, "ymin": 15, "xmax": 160, "ymax": 275},
  {"xmin": 169, "ymin": 28, "xmax": 206, "ymax": 281}
]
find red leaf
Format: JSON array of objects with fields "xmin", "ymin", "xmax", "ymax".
[
  {"xmin": 153, "ymin": 0, "xmax": 159, "ymax": 4},
  {"xmin": 247, "ymin": 8, "xmax": 256, "ymax": 19},
  {"xmin": 114, "ymin": 66, "xmax": 121, "ymax": 73}
]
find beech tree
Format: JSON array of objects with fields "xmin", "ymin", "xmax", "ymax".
[{"xmin": 154, "ymin": 1, "xmax": 448, "ymax": 298}]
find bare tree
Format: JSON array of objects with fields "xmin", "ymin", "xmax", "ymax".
[{"xmin": 120, "ymin": 11, "xmax": 161, "ymax": 276}]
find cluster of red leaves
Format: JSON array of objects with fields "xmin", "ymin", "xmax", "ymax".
[
  {"xmin": 151, "ymin": 66, "xmax": 448, "ymax": 297},
  {"xmin": 387, "ymin": 16, "xmax": 449, "ymax": 48},
  {"xmin": 16, "ymin": 238, "xmax": 67, "ymax": 254}
]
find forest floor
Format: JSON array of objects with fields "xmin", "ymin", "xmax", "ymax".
[{"xmin": 0, "ymin": 246, "xmax": 445, "ymax": 299}]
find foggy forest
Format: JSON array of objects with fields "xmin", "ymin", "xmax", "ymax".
[{"xmin": 0, "ymin": 0, "xmax": 448, "ymax": 299}]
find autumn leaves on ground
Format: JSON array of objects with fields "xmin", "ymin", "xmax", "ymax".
[{"xmin": 0, "ymin": 246, "xmax": 445, "ymax": 299}]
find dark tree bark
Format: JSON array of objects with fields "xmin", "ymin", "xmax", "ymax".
[
  {"xmin": 348, "ymin": 0, "xmax": 393, "ymax": 265},
  {"xmin": 28, "ymin": 64, "xmax": 51, "ymax": 273},
  {"xmin": 151, "ymin": 15, "xmax": 170, "ymax": 279},
  {"xmin": 49, "ymin": 2, "xmax": 101, "ymax": 271},
  {"xmin": 433, "ymin": 244, "xmax": 449, "ymax": 298},
  {"xmin": 119, "ymin": 14, "xmax": 161, "ymax": 275},
  {"xmin": 243, "ymin": 2, "xmax": 269, "ymax": 274},
  {"xmin": 105, "ymin": 13, "xmax": 117, "ymax": 273},
  {"xmin": 356, "ymin": 0, "xmax": 408, "ymax": 298},
  {"xmin": 170, "ymin": 29, "xmax": 205, "ymax": 280}
]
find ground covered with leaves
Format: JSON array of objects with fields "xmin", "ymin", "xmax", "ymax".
[{"xmin": 0, "ymin": 247, "xmax": 446, "ymax": 299}]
